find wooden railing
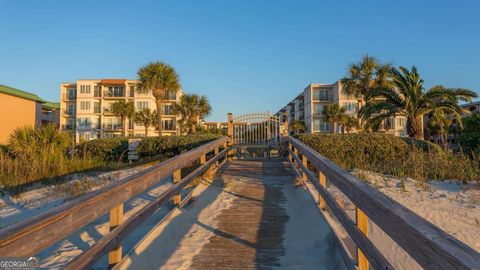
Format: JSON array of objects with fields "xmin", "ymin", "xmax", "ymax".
[
  {"xmin": 0, "ymin": 137, "xmax": 231, "ymax": 269},
  {"xmin": 286, "ymin": 136, "xmax": 480, "ymax": 270}
]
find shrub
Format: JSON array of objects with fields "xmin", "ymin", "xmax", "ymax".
[
  {"xmin": 77, "ymin": 137, "xmax": 129, "ymax": 162},
  {"xmin": 137, "ymin": 134, "xmax": 221, "ymax": 159},
  {"xmin": 296, "ymin": 133, "xmax": 480, "ymax": 182},
  {"xmin": 458, "ymin": 113, "xmax": 480, "ymax": 155}
]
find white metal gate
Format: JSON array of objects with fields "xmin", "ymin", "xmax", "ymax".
[{"xmin": 231, "ymin": 112, "xmax": 281, "ymax": 146}]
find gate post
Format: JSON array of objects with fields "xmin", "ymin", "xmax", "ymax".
[
  {"xmin": 282, "ymin": 112, "xmax": 289, "ymax": 137},
  {"xmin": 227, "ymin": 113, "xmax": 234, "ymax": 160}
]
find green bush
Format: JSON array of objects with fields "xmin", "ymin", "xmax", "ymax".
[
  {"xmin": 137, "ymin": 134, "xmax": 221, "ymax": 159},
  {"xmin": 77, "ymin": 137, "xmax": 129, "ymax": 162},
  {"xmin": 296, "ymin": 133, "xmax": 480, "ymax": 182},
  {"xmin": 458, "ymin": 113, "xmax": 480, "ymax": 155}
]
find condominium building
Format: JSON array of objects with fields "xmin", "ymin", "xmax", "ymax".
[
  {"xmin": 60, "ymin": 79, "xmax": 182, "ymax": 142},
  {"xmin": 275, "ymin": 81, "xmax": 408, "ymax": 137},
  {"xmin": 0, "ymin": 84, "xmax": 60, "ymax": 144}
]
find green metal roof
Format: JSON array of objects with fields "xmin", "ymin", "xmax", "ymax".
[
  {"xmin": 0, "ymin": 84, "xmax": 47, "ymax": 103},
  {"xmin": 42, "ymin": 102, "xmax": 60, "ymax": 110}
]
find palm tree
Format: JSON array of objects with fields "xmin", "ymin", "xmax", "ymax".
[
  {"xmin": 322, "ymin": 103, "xmax": 346, "ymax": 134},
  {"xmin": 135, "ymin": 108, "xmax": 158, "ymax": 137},
  {"xmin": 136, "ymin": 61, "xmax": 181, "ymax": 136},
  {"xmin": 340, "ymin": 115, "xmax": 358, "ymax": 133},
  {"xmin": 111, "ymin": 100, "xmax": 135, "ymax": 136},
  {"xmin": 427, "ymin": 110, "xmax": 452, "ymax": 147},
  {"xmin": 173, "ymin": 94, "xmax": 212, "ymax": 133},
  {"xmin": 360, "ymin": 66, "xmax": 477, "ymax": 139},
  {"xmin": 290, "ymin": 120, "xmax": 306, "ymax": 134},
  {"xmin": 9, "ymin": 124, "xmax": 70, "ymax": 156},
  {"xmin": 341, "ymin": 55, "xmax": 393, "ymax": 103}
]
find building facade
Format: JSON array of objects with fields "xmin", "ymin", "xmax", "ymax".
[
  {"xmin": 60, "ymin": 79, "xmax": 182, "ymax": 142},
  {"xmin": 0, "ymin": 84, "xmax": 60, "ymax": 144},
  {"xmin": 275, "ymin": 81, "xmax": 408, "ymax": 137}
]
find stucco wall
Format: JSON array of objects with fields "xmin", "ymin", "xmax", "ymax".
[{"xmin": 0, "ymin": 93, "xmax": 37, "ymax": 144}]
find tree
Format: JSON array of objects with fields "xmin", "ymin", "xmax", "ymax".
[
  {"xmin": 360, "ymin": 66, "xmax": 477, "ymax": 139},
  {"xmin": 457, "ymin": 113, "xmax": 480, "ymax": 154},
  {"xmin": 136, "ymin": 61, "xmax": 181, "ymax": 136},
  {"xmin": 340, "ymin": 115, "xmax": 359, "ymax": 133},
  {"xmin": 289, "ymin": 120, "xmax": 306, "ymax": 134},
  {"xmin": 111, "ymin": 100, "xmax": 135, "ymax": 137},
  {"xmin": 322, "ymin": 103, "xmax": 346, "ymax": 134},
  {"xmin": 135, "ymin": 108, "xmax": 158, "ymax": 137},
  {"xmin": 427, "ymin": 110, "xmax": 451, "ymax": 147},
  {"xmin": 173, "ymin": 94, "xmax": 212, "ymax": 133},
  {"xmin": 341, "ymin": 55, "xmax": 393, "ymax": 103}
]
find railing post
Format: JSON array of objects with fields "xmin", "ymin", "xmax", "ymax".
[
  {"xmin": 173, "ymin": 169, "xmax": 181, "ymax": 205},
  {"xmin": 301, "ymin": 154, "xmax": 308, "ymax": 180},
  {"xmin": 108, "ymin": 204, "xmax": 123, "ymax": 268},
  {"xmin": 356, "ymin": 208, "xmax": 369, "ymax": 270},
  {"xmin": 293, "ymin": 148, "xmax": 298, "ymax": 164},
  {"xmin": 214, "ymin": 147, "xmax": 219, "ymax": 166},
  {"xmin": 200, "ymin": 153, "xmax": 206, "ymax": 164},
  {"xmin": 318, "ymin": 171, "xmax": 327, "ymax": 210}
]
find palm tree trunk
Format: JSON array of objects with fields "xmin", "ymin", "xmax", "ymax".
[
  {"xmin": 407, "ymin": 117, "xmax": 424, "ymax": 139},
  {"xmin": 145, "ymin": 125, "xmax": 148, "ymax": 137},
  {"xmin": 191, "ymin": 124, "xmax": 196, "ymax": 134},
  {"xmin": 332, "ymin": 121, "xmax": 336, "ymax": 134},
  {"xmin": 156, "ymin": 99, "xmax": 163, "ymax": 136},
  {"xmin": 122, "ymin": 117, "xmax": 126, "ymax": 137}
]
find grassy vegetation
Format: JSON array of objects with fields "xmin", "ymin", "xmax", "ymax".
[
  {"xmin": 297, "ymin": 133, "xmax": 480, "ymax": 183},
  {"xmin": 0, "ymin": 125, "xmax": 222, "ymax": 193}
]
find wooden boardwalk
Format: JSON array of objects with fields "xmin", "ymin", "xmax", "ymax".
[
  {"xmin": 189, "ymin": 160, "xmax": 292, "ymax": 269},
  {"xmin": 118, "ymin": 159, "xmax": 346, "ymax": 270}
]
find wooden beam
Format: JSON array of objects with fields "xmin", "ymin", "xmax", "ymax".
[
  {"xmin": 65, "ymin": 146, "xmax": 230, "ymax": 269},
  {"xmin": 318, "ymin": 171, "xmax": 327, "ymax": 210},
  {"xmin": 356, "ymin": 208, "xmax": 369, "ymax": 270},
  {"xmin": 173, "ymin": 169, "xmax": 181, "ymax": 205},
  {"xmin": 288, "ymin": 147, "xmax": 392, "ymax": 269},
  {"xmin": 301, "ymin": 154, "xmax": 308, "ymax": 180},
  {"xmin": 108, "ymin": 204, "xmax": 123, "ymax": 268},
  {"xmin": 0, "ymin": 137, "xmax": 230, "ymax": 257},
  {"xmin": 287, "ymin": 136, "xmax": 480, "ymax": 270}
]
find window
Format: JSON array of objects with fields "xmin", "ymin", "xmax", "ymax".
[
  {"xmin": 313, "ymin": 118, "xmax": 330, "ymax": 131},
  {"xmin": 343, "ymin": 102, "xmax": 357, "ymax": 112},
  {"xmin": 67, "ymin": 104, "xmax": 75, "ymax": 115},
  {"xmin": 162, "ymin": 119, "xmax": 176, "ymax": 130},
  {"xmin": 136, "ymin": 101, "xmax": 149, "ymax": 110},
  {"xmin": 68, "ymin": 89, "xmax": 76, "ymax": 99},
  {"xmin": 313, "ymin": 104, "xmax": 324, "ymax": 113},
  {"xmin": 108, "ymin": 86, "xmax": 124, "ymax": 97},
  {"xmin": 80, "ymin": 101, "xmax": 91, "ymax": 111},
  {"xmin": 79, "ymin": 85, "xmax": 91, "ymax": 94},
  {"xmin": 397, "ymin": 117, "xmax": 406, "ymax": 127},
  {"xmin": 129, "ymin": 85, "xmax": 135, "ymax": 97},
  {"xmin": 94, "ymin": 102, "xmax": 101, "ymax": 113},
  {"xmin": 313, "ymin": 88, "xmax": 330, "ymax": 101},
  {"xmin": 165, "ymin": 91, "xmax": 177, "ymax": 100},
  {"xmin": 163, "ymin": 104, "xmax": 173, "ymax": 115},
  {"xmin": 78, "ymin": 117, "xmax": 91, "ymax": 127},
  {"xmin": 94, "ymin": 86, "xmax": 101, "ymax": 97}
]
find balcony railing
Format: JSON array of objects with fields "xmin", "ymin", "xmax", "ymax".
[
  {"xmin": 103, "ymin": 91, "xmax": 125, "ymax": 98},
  {"xmin": 62, "ymin": 93, "xmax": 76, "ymax": 100},
  {"xmin": 104, "ymin": 108, "xmax": 113, "ymax": 114},
  {"xmin": 61, "ymin": 124, "xmax": 75, "ymax": 130},
  {"xmin": 63, "ymin": 109, "xmax": 75, "ymax": 116},
  {"xmin": 103, "ymin": 124, "xmax": 122, "ymax": 130}
]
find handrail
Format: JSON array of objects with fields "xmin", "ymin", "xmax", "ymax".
[
  {"xmin": 286, "ymin": 136, "xmax": 480, "ymax": 270},
  {"xmin": 65, "ymin": 147, "xmax": 230, "ymax": 269},
  {"xmin": 0, "ymin": 137, "xmax": 230, "ymax": 258}
]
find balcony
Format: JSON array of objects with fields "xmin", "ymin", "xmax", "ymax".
[
  {"xmin": 103, "ymin": 124, "xmax": 122, "ymax": 130},
  {"xmin": 61, "ymin": 124, "xmax": 75, "ymax": 131},
  {"xmin": 63, "ymin": 109, "xmax": 75, "ymax": 116},
  {"xmin": 61, "ymin": 93, "xmax": 76, "ymax": 100},
  {"xmin": 103, "ymin": 91, "xmax": 125, "ymax": 98},
  {"xmin": 103, "ymin": 108, "xmax": 114, "ymax": 114}
]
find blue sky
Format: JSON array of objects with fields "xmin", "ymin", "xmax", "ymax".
[{"xmin": 1, "ymin": 0, "xmax": 479, "ymax": 121}]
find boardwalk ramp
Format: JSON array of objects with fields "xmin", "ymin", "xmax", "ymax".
[{"xmin": 117, "ymin": 160, "xmax": 347, "ymax": 269}]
